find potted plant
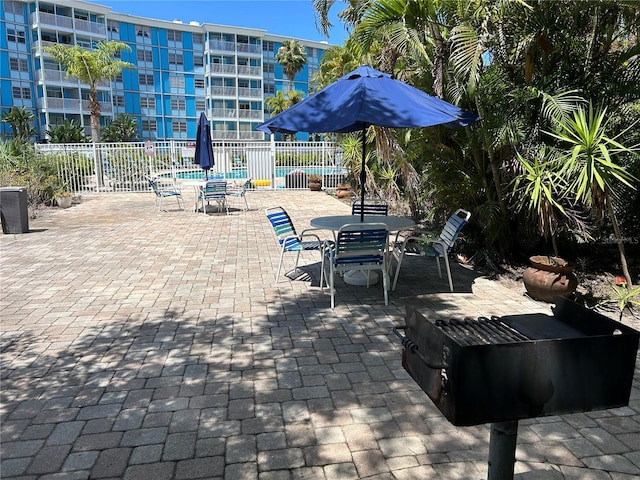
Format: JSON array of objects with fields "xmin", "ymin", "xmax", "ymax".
[
  {"xmin": 512, "ymin": 149, "xmax": 582, "ymax": 302},
  {"xmin": 308, "ymin": 174, "xmax": 322, "ymax": 191},
  {"xmin": 336, "ymin": 182, "xmax": 352, "ymax": 199},
  {"xmin": 55, "ymin": 187, "xmax": 73, "ymax": 208}
]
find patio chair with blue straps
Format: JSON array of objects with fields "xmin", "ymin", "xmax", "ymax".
[
  {"xmin": 226, "ymin": 178, "xmax": 251, "ymax": 211},
  {"xmin": 351, "ymin": 199, "xmax": 389, "ymax": 216},
  {"xmin": 321, "ymin": 223, "xmax": 390, "ymax": 308},
  {"xmin": 265, "ymin": 206, "xmax": 324, "ymax": 281},
  {"xmin": 198, "ymin": 180, "xmax": 228, "ymax": 215},
  {"xmin": 391, "ymin": 208, "xmax": 471, "ymax": 292},
  {"xmin": 149, "ymin": 177, "xmax": 184, "ymax": 212}
]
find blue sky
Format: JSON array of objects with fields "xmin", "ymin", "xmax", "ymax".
[{"xmin": 91, "ymin": 0, "xmax": 349, "ymax": 45}]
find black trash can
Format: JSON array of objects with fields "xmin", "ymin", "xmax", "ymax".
[
  {"xmin": 285, "ymin": 170, "xmax": 308, "ymax": 189},
  {"xmin": 0, "ymin": 186, "xmax": 29, "ymax": 234}
]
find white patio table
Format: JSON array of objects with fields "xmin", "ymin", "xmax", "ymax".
[
  {"xmin": 310, "ymin": 214, "xmax": 415, "ymax": 285},
  {"xmin": 183, "ymin": 180, "xmax": 207, "ymax": 212}
]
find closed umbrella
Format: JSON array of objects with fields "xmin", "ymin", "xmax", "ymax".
[
  {"xmin": 257, "ymin": 66, "xmax": 480, "ymax": 220},
  {"xmin": 194, "ymin": 112, "xmax": 214, "ymax": 180}
]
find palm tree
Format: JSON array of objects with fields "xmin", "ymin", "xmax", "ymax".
[
  {"xmin": 1, "ymin": 106, "xmax": 35, "ymax": 140},
  {"xmin": 264, "ymin": 91, "xmax": 290, "ymax": 117},
  {"xmin": 44, "ymin": 41, "xmax": 133, "ymax": 143},
  {"xmin": 101, "ymin": 114, "xmax": 138, "ymax": 142},
  {"xmin": 275, "ymin": 39, "xmax": 307, "ymax": 91},
  {"xmin": 264, "ymin": 90, "xmax": 305, "ymax": 140},
  {"xmin": 550, "ymin": 103, "xmax": 639, "ymax": 287},
  {"xmin": 46, "ymin": 120, "xmax": 89, "ymax": 143}
]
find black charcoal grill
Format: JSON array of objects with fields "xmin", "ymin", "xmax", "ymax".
[{"xmin": 394, "ymin": 296, "xmax": 639, "ymax": 479}]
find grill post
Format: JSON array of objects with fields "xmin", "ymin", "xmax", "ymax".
[{"xmin": 487, "ymin": 421, "xmax": 518, "ymax": 480}]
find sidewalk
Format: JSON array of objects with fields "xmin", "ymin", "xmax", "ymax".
[{"xmin": 1, "ymin": 191, "xmax": 638, "ymax": 479}]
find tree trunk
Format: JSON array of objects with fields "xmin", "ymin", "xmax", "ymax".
[
  {"xmin": 607, "ymin": 201, "xmax": 634, "ymax": 287},
  {"xmin": 89, "ymin": 87, "xmax": 104, "ymax": 187},
  {"xmin": 428, "ymin": 21, "xmax": 445, "ymax": 98}
]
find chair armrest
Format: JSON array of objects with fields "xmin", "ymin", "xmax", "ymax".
[
  {"xmin": 401, "ymin": 234, "xmax": 448, "ymax": 257},
  {"xmin": 393, "ymin": 229, "xmax": 435, "ymax": 246}
]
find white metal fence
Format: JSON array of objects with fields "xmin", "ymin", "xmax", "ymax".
[{"xmin": 36, "ymin": 140, "xmax": 345, "ymax": 193}]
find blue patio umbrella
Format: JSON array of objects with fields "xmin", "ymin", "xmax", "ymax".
[
  {"xmin": 194, "ymin": 112, "xmax": 215, "ymax": 180},
  {"xmin": 257, "ymin": 66, "xmax": 480, "ymax": 220}
]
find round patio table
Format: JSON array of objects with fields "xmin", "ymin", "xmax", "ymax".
[{"xmin": 310, "ymin": 215, "xmax": 415, "ymax": 285}]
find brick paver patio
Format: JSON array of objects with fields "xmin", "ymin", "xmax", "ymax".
[{"xmin": 1, "ymin": 190, "xmax": 638, "ymax": 479}]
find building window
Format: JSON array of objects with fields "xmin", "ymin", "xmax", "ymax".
[
  {"xmin": 9, "ymin": 57, "xmax": 28, "ymax": 72},
  {"xmin": 172, "ymin": 121, "xmax": 187, "ymax": 133},
  {"xmin": 194, "ymin": 78, "xmax": 205, "ymax": 89},
  {"xmin": 107, "ymin": 20, "xmax": 119, "ymax": 33},
  {"xmin": 192, "ymin": 33, "xmax": 203, "ymax": 45},
  {"xmin": 196, "ymin": 99, "xmax": 206, "ymax": 111},
  {"xmin": 168, "ymin": 52, "xmax": 184, "ymax": 66},
  {"xmin": 139, "ymin": 73, "xmax": 154, "ymax": 86},
  {"xmin": 113, "ymin": 96, "xmax": 125, "ymax": 107},
  {"xmin": 137, "ymin": 49, "xmax": 153, "ymax": 62},
  {"xmin": 140, "ymin": 96, "xmax": 156, "ymax": 109},
  {"xmin": 167, "ymin": 30, "xmax": 182, "ymax": 42},
  {"xmin": 12, "ymin": 86, "xmax": 31, "ymax": 99},
  {"xmin": 142, "ymin": 120, "xmax": 157, "ymax": 131},
  {"xmin": 7, "ymin": 28, "xmax": 26, "ymax": 44},
  {"xmin": 114, "ymin": 73, "xmax": 123, "ymax": 84},
  {"xmin": 136, "ymin": 25, "xmax": 151, "ymax": 38},
  {"xmin": 4, "ymin": 1, "xmax": 24, "ymax": 22},
  {"xmin": 264, "ymin": 84, "xmax": 275, "ymax": 95},
  {"xmin": 194, "ymin": 55, "xmax": 204, "ymax": 68},
  {"xmin": 263, "ymin": 41, "xmax": 274, "ymax": 52},
  {"xmin": 169, "ymin": 75, "xmax": 185, "ymax": 89},
  {"xmin": 171, "ymin": 98, "xmax": 186, "ymax": 111}
]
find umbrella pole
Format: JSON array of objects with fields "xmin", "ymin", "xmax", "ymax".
[{"xmin": 360, "ymin": 125, "xmax": 366, "ymax": 222}]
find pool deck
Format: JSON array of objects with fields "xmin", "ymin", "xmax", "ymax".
[{"xmin": 1, "ymin": 190, "xmax": 639, "ymax": 479}]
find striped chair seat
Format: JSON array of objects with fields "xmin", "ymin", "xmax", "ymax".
[
  {"xmin": 266, "ymin": 206, "xmax": 324, "ymax": 281},
  {"xmin": 321, "ymin": 223, "xmax": 390, "ymax": 308},
  {"xmin": 391, "ymin": 209, "xmax": 470, "ymax": 291}
]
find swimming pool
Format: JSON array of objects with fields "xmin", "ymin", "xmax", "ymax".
[{"xmin": 162, "ymin": 167, "xmax": 347, "ymax": 180}]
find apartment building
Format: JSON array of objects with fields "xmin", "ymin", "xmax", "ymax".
[{"xmin": 0, "ymin": 0, "xmax": 330, "ymax": 141}]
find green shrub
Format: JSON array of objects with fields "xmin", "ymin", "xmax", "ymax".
[{"xmin": 0, "ymin": 139, "xmax": 65, "ymax": 206}]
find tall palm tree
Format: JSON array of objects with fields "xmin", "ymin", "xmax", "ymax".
[
  {"xmin": 44, "ymin": 41, "xmax": 133, "ymax": 143},
  {"xmin": 275, "ymin": 39, "xmax": 307, "ymax": 91}
]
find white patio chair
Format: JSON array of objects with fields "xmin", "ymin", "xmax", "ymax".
[{"xmin": 391, "ymin": 208, "xmax": 471, "ymax": 291}]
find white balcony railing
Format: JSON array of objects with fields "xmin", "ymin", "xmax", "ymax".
[
  {"xmin": 238, "ymin": 110, "xmax": 262, "ymax": 119},
  {"xmin": 206, "ymin": 39, "xmax": 236, "ymax": 52},
  {"xmin": 208, "ymin": 86, "xmax": 237, "ymax": 97},
  {"xmin": 32, "ymin": 11, "xmax": 106, "ymax": 36},
  {"xmin": 211, "ymin": 130, "xmax": 240, "ymax": 140},
  {"xmin": 237, "ymin": 87, "xmax": 262, "ymax": 98},
  {"xmin": 207, "ymin": 63, "xmax": 237, "ymax": 75},
  {"xmin": 211, "ymin": 108, "xmax": 238, "ymax": 118},
  {"xmin": 37, "ymin": 97, "xmax": 112, "ymax": 113},
  {"xmin": 236, "ymin": 43, "xmax": 261, "ymax": 55},
  {"xmin": 237, "ymin": 65, "xmax": 262, "ymax": 77}
]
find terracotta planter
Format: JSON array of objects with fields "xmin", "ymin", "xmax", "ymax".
[
  {"xmin": 308, "ymin": 181, "xmax": 322, "ymax": 191},
  {"xmin": 336, "ymin": 187, "xmax": 352, "ymax": 198},
  {"xmin": 523, "ymin": 256, "xmax": 578, "ymax": 303}
]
